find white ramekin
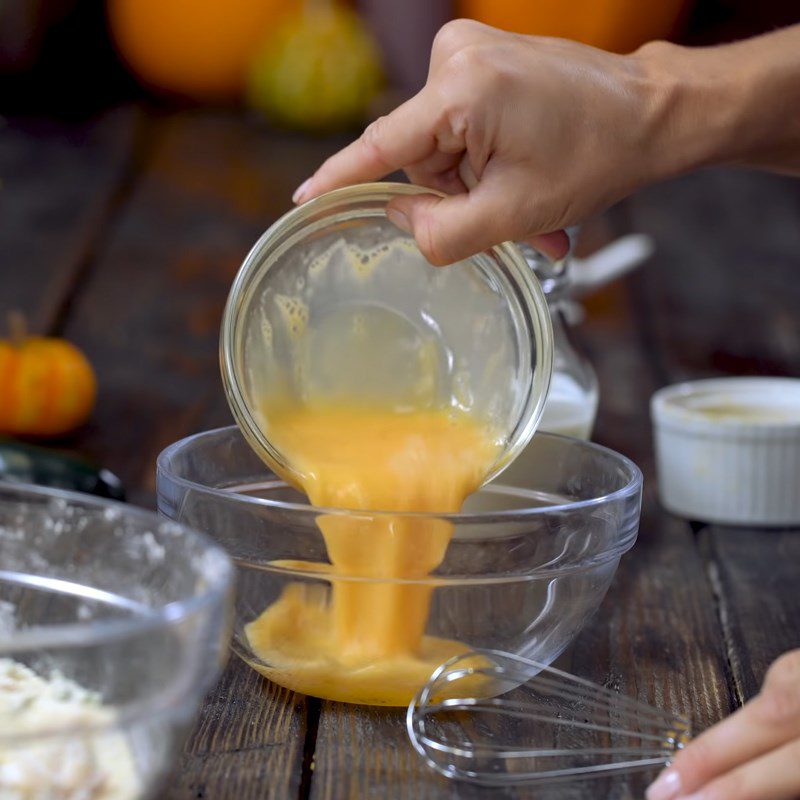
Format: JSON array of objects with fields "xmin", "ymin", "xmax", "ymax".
[{"xmin": 651, "ymin": 377, "xmax": 800, "ymax": 526}]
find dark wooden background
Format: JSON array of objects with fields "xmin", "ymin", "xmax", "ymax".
[{"xmin": 2, "ymin": 104, "xmax": 799, "ymax": 799}]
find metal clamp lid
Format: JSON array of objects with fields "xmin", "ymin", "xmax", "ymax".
[{"xmin": 520, "ymin": 233, "xmax": 655, "ymax": 302}]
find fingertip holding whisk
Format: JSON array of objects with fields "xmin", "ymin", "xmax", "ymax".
[{"xmin": 407, "ymin": 649, "xmax": 691, "ymax": 787}]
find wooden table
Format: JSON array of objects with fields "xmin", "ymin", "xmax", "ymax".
[{"xmin": 3, "ymin": 106, "xmax": 799, "ymax": 799}]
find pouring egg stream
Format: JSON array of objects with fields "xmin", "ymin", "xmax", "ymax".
[
  {"xmin": 245, "ymin": 401, "xmax": 500, "ymax": 706},
  {"xmin": 223, "ymin": 186, "xmax": 553, "ymax": 706},
  {"xmin": 238, "ymin": 242, "xmax": 506, "ymax": 706},
  {"xmin": 244, "ymin": 278, "xmax": 502, "ymax": 705}
]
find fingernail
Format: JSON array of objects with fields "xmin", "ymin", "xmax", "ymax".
[
  {"xmin": 386, "ymin": 207, "xmax": 412, "ymax": 234},
  {"xmin": 539, "ymin": 242, "xmax": 570, "ymax": 260},
  {"xmin": 530, "ymin": 231, "xmax": 570, "ymax": 261},
  {"xmin": 292, "ymin": 177, "xmax": 314, "ymax": 204},
  {"xmin": 646, "ymin": 768, "xmax": 682, "ymax": 800}
]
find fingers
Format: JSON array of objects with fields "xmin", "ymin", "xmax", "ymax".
[
  {"xmin": 383, "ymin": 185, "xmax": 566, "ymax": 266},
  {"xmin": 403, "ymin": 166, "xmax": 466, "ymax": 196},
  {"xmin": 404, "ymin": 150, "xmax": 465, "ymax": 194},
  {"xmin": 526, "ymin": 231, "xmax": 571, "ymax": 260},
  {"xmin": 678, "ymin": 739, "xmax": 800, "ymax": 800},
  {"xmin": 384, "ymin": 186, "xmax": 517, "ymax": 265},
  {"xmin": 384, "ymin": 184, "xmax": 570, "ymax": 266},
  {"xmin": 427, "ymin": 18, "xmax": 498, "ymax": 75},
  {"xmin": 453, "ymin": 156, "xmax": 569, "ymax": 259},
  {"xmin": 294, "ymin": 94, "xmax": 439, "ymax": 202},
  {"xmin": 647, "ymin": 650, "xmax": 800, "ymax": 800},
  {"xmin": 647, "ymin": 703, "xmax": 797, "ymax": 799}
]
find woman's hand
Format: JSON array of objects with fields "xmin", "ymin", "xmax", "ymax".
[
  {"xmin": 646, "ymin": 649, "xmax": 800, "ymax": 800},
  {"xmin": 294, "ymin": 19, "xmax": 670, "ymax": 264},
  {"xmin": 293, "ymin": 21, "xmax": 800, "ymax": 266}
]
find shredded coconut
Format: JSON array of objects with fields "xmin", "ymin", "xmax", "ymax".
[{"xmin": 0, "ymin": 660, "xmax": 139, "ymax": 800}]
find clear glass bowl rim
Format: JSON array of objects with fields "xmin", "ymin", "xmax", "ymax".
[
  {"xmin": 219, "ymin": 181, "xmax": 554, "ymax": 486},
  {"xmin": 0, "ymin": 481, "xmax": 234, "ymax": 656},
  {"xmin": 157, "ymin": 425, "xmax": 643, "ymax": 526},
  {"xmin": 158, "ymin": 427, "xmax": 642, "ymax": 585}
]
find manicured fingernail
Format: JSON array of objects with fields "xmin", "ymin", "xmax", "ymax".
[
  {"xmin": 292, "ymin": 178, "xmax": 314, "ymax": 204},
  {"xmin": 386, "ymin": 207, "xmax": 412, "ymax": 234},
  {"xmin": 646, "ymin": 768, "xmax": 682, "ymax": 800}
]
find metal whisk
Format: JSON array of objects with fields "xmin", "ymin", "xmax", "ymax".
[{"xmin": 407, "ymin": 649, "xmax": 691, "ymax": 787}]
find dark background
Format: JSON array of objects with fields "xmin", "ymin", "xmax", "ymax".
[{"xmin": 2, "ymin": 0, "xmax": 799, "ymax": 118}]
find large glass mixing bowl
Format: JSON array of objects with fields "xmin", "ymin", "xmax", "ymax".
[
  {"xmin": 0, "ymin": 482, "xmax": 234, "ymax": 799},
  {"xmin": 157, "ymin": 427, "xmax": 642, "ymax": 707}
]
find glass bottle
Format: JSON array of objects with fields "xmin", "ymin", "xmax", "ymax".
[
  {"xmin": 520, "ymin": 242, "xmax": 599, "ymax": 440},
  {"xmin": 495, "ymin": 242, "xmax": 599, "ymax": 488}
]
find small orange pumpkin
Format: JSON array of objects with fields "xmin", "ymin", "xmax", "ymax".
[{"xmin": 0, "ymin": 313, "xmax": 97, "ymax": 437}]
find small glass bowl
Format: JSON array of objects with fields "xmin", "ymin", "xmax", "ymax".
[
  {"xmin": 157, "ymin": 426, "xmax": 642, "ymax": 707},
  {"xmin": 220, "ymin": 182, "xmax": 553, "ymax": 485},
  {"xmin": 0, "ymin": 482, "xmax": 234, "ymax": 799}
]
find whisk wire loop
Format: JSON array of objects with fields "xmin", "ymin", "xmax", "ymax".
[{"xmin": 407, "ymin": 649, "xmax": 691, "ymax": 787}]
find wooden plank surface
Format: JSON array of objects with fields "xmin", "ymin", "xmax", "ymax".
[
  {"xmin": 166, "ymin": 657, "xmax": 309, "ymax": 800},
  {"xmin": 621, "ymin": 168, "xmax": 800, "ymax": 383},
  {"xmin": 574, "ymin": 233, "xmax": 735, "ymax": 733},
  {"xmin": 622, "ymin": 168, "xmax": 800, "ymax": 703},
  {"xmin": 561, "ymin": 228, "xmax": 735, "ymax": 795},
  {"xmin": 702, "ymin": 528, "xmax": 800, "ymax": 703},
  {"xmin": 0, "ymin": 107, "xmax": 138, "ymax": 334}
]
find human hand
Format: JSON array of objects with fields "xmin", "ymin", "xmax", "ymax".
[
  {"xmin": 292, "ymin": 19, "xmax": 675, "ymax": 265},
  {"xmin": 646, "ymin": 649, "xmax": 800, "ymax": 800}
]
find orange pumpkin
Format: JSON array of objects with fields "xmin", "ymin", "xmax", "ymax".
[
  {"xmin": 107, "ymin": 0, "xmax": 296, "ymax": 100},
  {"xmin": 0, "ymin": 314, "xmax": 97, "ymax": 437},
  {"xmin": 458, "ymin": 0, "xmax": 691, "ymax": 54}
]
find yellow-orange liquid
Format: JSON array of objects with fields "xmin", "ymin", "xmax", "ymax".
[{"xmin": 245, "ymin": 403, "xmax": 499, "ymax": 705}]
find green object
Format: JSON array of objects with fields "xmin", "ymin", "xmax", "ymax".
[
  {"xmin": 247, "ymin": 5, "xmax": 383, "ymax": 132},
  {"xmin": 0, "ymin": 439, "xmax": 125, "ymax": 500}
]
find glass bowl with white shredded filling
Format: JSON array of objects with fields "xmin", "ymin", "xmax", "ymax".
[{"xmin": 0, "ymin": 482, "xmax": 234, "ymax": 800}]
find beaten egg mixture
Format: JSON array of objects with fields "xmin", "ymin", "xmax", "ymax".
[{"xmin": 245, "ymin": 402, "xmax": 499, "ymax": 705}]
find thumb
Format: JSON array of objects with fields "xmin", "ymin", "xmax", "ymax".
[
  {"xmin": 385, "ymin": 190, "xmax": 511, "ymax": 266},
  {"xmin": 386, "ymin": 191, "xmax": 569, "ymax": 266}
]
